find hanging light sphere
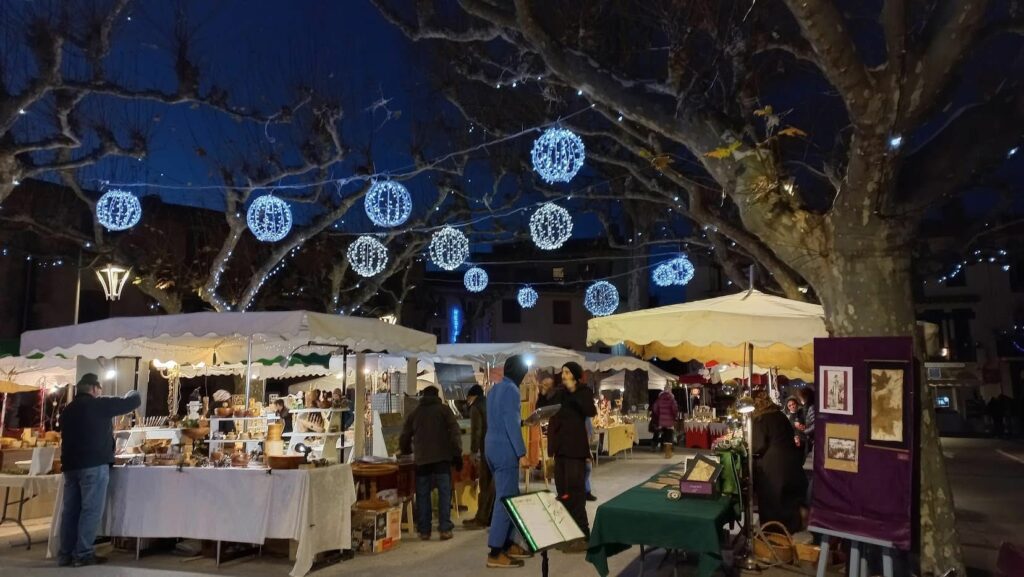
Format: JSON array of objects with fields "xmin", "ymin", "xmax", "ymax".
[
  {"xmin": 464, "ymin": 267, "xmax": 489, "ymax": 293},
  {"xmin": 95, "ymin": 189, "xmax": 142, "ymax": 231},
  {"xmin": 364, "ymin": 180, "xmax": 412, "ymax": 228},
  {"xmin": 247, "ymin": 195, "xmax": 293, "ymax": 242},
  {"xmin": 428, "ymin": 226, "xmax": 469, "ymax": 271},
  {"xmin": 530, "ymin": 203, "xmax": 573, "ymax": 250},
  {"xmin": 347, "ymin": 235, "xmax": 389, "ymax": 277},
  {"xmin": 531, "ymin": 127, "xmax": 585, "ymax": 184},
  {"xmin": 668, "ymin": 255, "xmax": 695, "ymax": 285},
  {"xmin": 517, "ymin": 286, "xmax": 539, "ymax": 309},
  {"xmin": 585, "ymin": 281, "xmax": 619, "ymax": 316},
  {"xmin": 652, "ymin": 263, "xmax": 677, "ymax": 287}
]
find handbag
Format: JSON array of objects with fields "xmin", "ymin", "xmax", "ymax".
[{"xmin": 752, "ymin": 521, "xmax": 797, "ymax": 565}]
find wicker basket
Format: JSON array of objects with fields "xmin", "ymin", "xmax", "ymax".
[{"xmin": 753, "ymin": 521, "xmax": 796, "ymax": 565}]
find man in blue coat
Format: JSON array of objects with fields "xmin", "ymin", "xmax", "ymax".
[{"xmin": 484, "ymin": 355, "xmax": 532, "ymax": 568}]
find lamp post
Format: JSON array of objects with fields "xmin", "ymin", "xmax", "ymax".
[{"xmin": 95, "ymin": 264, "xmax": 132, "ymax": 301}]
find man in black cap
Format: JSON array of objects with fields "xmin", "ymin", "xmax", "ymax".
[
  {"xmin": 462, "ymin": 384, "xmax": 493, "ymax": 530},
  {"xmin": 57, "ymin": 373, "xmax": 141, "ymax": 567},
  {"xmin": 399, "ymin": 385, "xmax": 463, "ymax": 541}
]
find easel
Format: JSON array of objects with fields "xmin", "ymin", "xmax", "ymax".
[{"xmin": 810, "ymin": 526, "xmax": 896, "ymax": 577}]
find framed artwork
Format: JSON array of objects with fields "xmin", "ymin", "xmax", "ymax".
[
  {"xmin": 866, "ymin": 360, "xmax": 909, "ymax": 448},
  {"xmin": 682, "ymin": 454, "xmax": 723, "ymax": 484},
  {"xmin": 819, "ymin": 365, "xmax": 854, "ymax": 415},
  {"xmin": 823, "ymin": 422, "xmax": 859, "ymax": 473}
]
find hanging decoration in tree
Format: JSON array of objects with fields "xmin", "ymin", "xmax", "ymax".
[
  {"xmin": 585, "ymin": 281, "xmax": 619, "ymax": 316},
  {"xmin": 428, "ymin": 226, "xmax": 469, "ymax": 270},
  {"xmin": 531, "ymin": 127, "xmax": 585, "ymax": 184},
  {"xmin": 95, "ymin": 189, "xmax": 142, "ymax": 231},
  {"xmin": 464, "ymin": 267, "xmax": 489, "ymax": 293},
  {"xmin": 364, "ymin": 180, "xmax": 413, "ymax": 228},
  {"xmin": 652, "ymin": 255, "xmax": 695, "ymax": 287},
  {"xmin": 347, "ymin": 235, "xmax": 389, "ymax": 277},
  {"xmin": 517, "ymin": 286, "xmax": 538, "ymax": 309},
  {"xmin": 247, "ymin": 195, "xmax": 293, "ymax": 242},
  {"xmin": 529, "ymin": 203, "xmax": 573, "ymax": 250}
]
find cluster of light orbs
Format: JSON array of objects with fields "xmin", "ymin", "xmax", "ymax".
[{"xmin": 652, "ymin": 255, "xmax": 695, "ymax": 287}]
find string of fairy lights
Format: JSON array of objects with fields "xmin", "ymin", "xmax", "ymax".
[{"xmin": 80, "ymin": 110, "xmax": 700, "ymax": 316}]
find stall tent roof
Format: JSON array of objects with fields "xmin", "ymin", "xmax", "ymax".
[{"xmin": 20, "ymin": 311, "xmax": 437, "ymax": 365}]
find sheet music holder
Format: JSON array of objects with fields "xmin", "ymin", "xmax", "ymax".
[
  {"xmin": 503, "ymin": 491, "xmax": 585, "ymax": 577},
  {"xmin": 522, "ymin": 404, "xmax": 561, "ymax": 426}
]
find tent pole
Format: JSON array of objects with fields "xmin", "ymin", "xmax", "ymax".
[
  {"xmin": 1, "ymin": 393, "xmax": 7, "ymax": 435},
  {"xmin": 244, "ymin": 336, "xmax": 253, "ymax": 410}
]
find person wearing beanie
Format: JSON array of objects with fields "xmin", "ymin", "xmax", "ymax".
[
  {"xmin": 462, "ymin": 384, "xmax": 493, "ymax": 530},
  {"xmin": 484, "ymin": 355, "xmax": 532, "ymax": 568},
  {"xmin": 399, "ymin": 386, "xmax": 463, "ymax": 541},
  {"xmin": 547, "ymin": 361, "xmax": 596, "ymax": 553},
  {"xmin": 57, "ymin": 373, "xmax": 141, "ymax": 567}
]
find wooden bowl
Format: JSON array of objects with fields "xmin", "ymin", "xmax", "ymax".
[
  {"xmin": 181, "ymin": 427, "xmax": 210, "ymax": 441},
  {"xmin": 267, "ymin": 455, "xmax": 306, "ymax": 470},
  {"xmin": 215, "ymin": 407, "xmax": 234, "ymax": 418}
]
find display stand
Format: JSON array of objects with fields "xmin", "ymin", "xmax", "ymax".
[
  {"xmin": 502, "ymin": 491, "xmax": 586, "ymax": 577},
  {"xmin": 284, "ymin": 408, "xmax": 351, "ymax": 461},
  {"xmin": 810, "ymin": 526, "xmax": 895, "ymax": 577}
]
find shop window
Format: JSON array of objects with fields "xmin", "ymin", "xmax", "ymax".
[
  {"xmin": 552, "ymin": 267, "xmax": 565, "ymax": 281},
  {"xmin": 501, "ymin": 299, "xmax": 521, "ymax": 324},
  {"xmin": 553, "ymin": 300, "xmax": 572, "ymax": 325}
]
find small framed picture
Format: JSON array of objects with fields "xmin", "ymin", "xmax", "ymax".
[
  {"xmin": 819, "ymin": 365, "xmax": 854, "ymax": 415},
  {"xmin": 866, "ymin": 360, "xmax": 909, "ymax": 449},
  {"xmin": 681, "ymin": 454, "xmax": 723, "ymax": 484},
  {"xmin": 824, "ymin": 422, "xmax": 859, "ymax": 473}
]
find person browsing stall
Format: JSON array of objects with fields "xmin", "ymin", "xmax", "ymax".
[
  {"xmin": 399, "ymin": 386, "xmax": 463, "ymax": 541},
  {"xmin": 463, "ymin": 384, "xmax": 494, "ymax": 530},
  {"xmin": 58, "ymin": 374, "xmax": 141, "ymax": 567},
  {"xmin": 547, "ymin": 362, "xmax": 597, "ymax": 552}
]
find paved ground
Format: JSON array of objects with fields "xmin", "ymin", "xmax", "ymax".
[{"xmin": 0, "ymin": 438, "xmax": 1018, "ymax": 577}]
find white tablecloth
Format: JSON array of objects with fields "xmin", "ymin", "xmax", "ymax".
[
  {"xmin": 0, "ymin": 473, "xmax": 61, "ymax": 498},
  {"xmin": 47, "ymin": 465, "xmax": 355, "ymax": 577}
]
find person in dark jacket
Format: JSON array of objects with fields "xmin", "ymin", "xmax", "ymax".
[
  {"xmin": 547, "ymin": 362, "xmax": 597, "ymax": 552},
  {"xmin": 463, "ymin": 384, "xmax": 493, "ymax": 530},
  {"xmin": 651, "ymin": 385, "xmax": 679, "ymax": 458},
  {"xmin": 783, "ymin": 396, "xmax": 806, "ymax": 451},
  {"xmin": 58, "ymin": 373, "xmax": 141, "ymax": 567},
  {"xmin": 399, "ymin": 386, "xmax": 463, "ymax": 541},
  {"xmin": 751, "ymin": 396, "xmax": 807, "ymax": 533}
]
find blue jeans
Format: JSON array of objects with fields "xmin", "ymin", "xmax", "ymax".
[
  {"xmin": 585, "ymin": 460, "xmax": 592, "ymax": 493},
  {"xmin": 415, "ymin": 463, "xmax": 453, "ymax": 535},
  {"xmin": 487, "ymin": 457, "xmax": 520, "ymax": 550},
  {"xmin": 59, "ymin": 465, "xmax": 110, "ymax": 562}
]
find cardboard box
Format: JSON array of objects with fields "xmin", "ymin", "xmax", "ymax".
[{"xmin": 352, "ymin": 506, "xmax": 401, "ymax": 554}]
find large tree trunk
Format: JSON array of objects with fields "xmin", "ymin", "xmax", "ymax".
[{"xmin": 808, "ymin": 239, "xmax": 964, "ymax": 577}]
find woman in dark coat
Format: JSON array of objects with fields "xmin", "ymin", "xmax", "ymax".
[
  {"xmin": 547, "ymin": 362, "xmax": 596, "ymax": 550},
  {"xmin": 751, "ymin": 396, "xmax": 807, "ymax": 533}
]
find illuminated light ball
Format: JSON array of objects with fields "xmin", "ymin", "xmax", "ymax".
[
  {"xmin": 464, "ymin": 267, "xmax": 489, "ymax": 293},
  {"xmin": 531, "ymin": 127, "xmax": 585, "ymax": 184},
  {"xmin": 652, "ymin": 263, "xmax": 677, "ymax": 287},
  {"xmin": 364, "ymin": 180, "xmax": 412, "ymax": 228},
  {"xmin": 96, "ymin": 189, "xmax": 142, "ymax": 231},
  {"xmin": 347, "ymin": 235, "xmax": 389, "ymax": 277},
  {"xmin": 428, "ymin": 226, "xmax": 469, "ymax": 271},
  {"xmin": 517, "ymin": 286, "xmax": 539, "ymax": 309},
  {"xmin": 247, "ymin": 195, "xmax": 293, "ymax": 242},
  {"xmin": 585, "ymin": 281, "xmax": 619, "ymax": 316},
  {"xmin": 668, "ymin": 255, "xmax": 695, "ymax": 286},
  {"xmin": 529, "ymin": 203, "xmax": 573, "ymax": 250}
]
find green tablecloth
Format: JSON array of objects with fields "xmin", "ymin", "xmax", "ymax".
[{"xmin": 586, "ymin": 473, "xmax": 734, "ymax": 577}]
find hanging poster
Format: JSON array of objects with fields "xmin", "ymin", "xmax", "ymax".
[
  {"xmin": 818, "ymin": 365, "xmax": 854, "ymax": 415},
  {"xmin": 867, "ymin": 360, "xmax": 909, "ymax": 448},
  {"xmin": 823, "ymin": 423, "xmax": 859, "ymax": 473}
]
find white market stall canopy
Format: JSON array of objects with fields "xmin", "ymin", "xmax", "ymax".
[
  {"xmin": 20, "ymin": 311, "xmax": 437, "ymax": 365},
  {"xmin": 597, "ymin": 368, "xmax": 675, "ymax": 391},
  {"xmin": 587, "ymin": 290, "xmax": 827, "ymax": 380},
  {"xmin": 0, "ymin": 356, "xmax": 77, "ymax": 393},
  {"xmin": 435, "ymin": 342, "xmax": 583, "ymax": 370}
]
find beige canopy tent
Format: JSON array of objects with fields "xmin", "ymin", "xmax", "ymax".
[{"xmin": 587, "ymin": 290, "xmax": 828, "ymax": 381}]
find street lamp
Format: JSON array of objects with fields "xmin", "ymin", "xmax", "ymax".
[{"xmin": 95, "ymin": 264, "xmax": 132, "ymax": 301}]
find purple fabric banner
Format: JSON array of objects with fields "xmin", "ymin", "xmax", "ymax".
[{"xmin": 808, "ymin": 337, "xmax": 915, "ymax": 550}]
